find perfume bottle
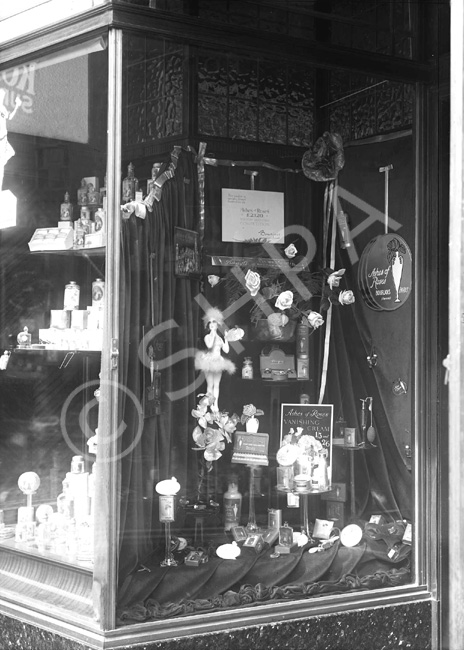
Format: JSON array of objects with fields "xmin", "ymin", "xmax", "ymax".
[
  {"xmin": 122, "ymin": 162, "xmax": 138, "ymax": 202},
  {"xmin": 60, "ymin": 191, "xmax": 73, "ymax": 221},
  {"xmin": 17, "ymin": 326, "xmax": 31, "ymax": 348},
  {"xmin": 223, "ymin": 480, "xmax": 242, "ymax": 531},
  {"xmin": 64, "ymin": 281, "xmax": 80, "ymax": 310},
  {"xmin": 87, "ymin": 183, "xmax": 101, "ymax": 205},
  {"xmin": 242, "ymin": 356, "xmax": 253, "ymax": 379},
  {"xmin": 279, "ymin": 521, "xmax": 293, "ymax": 547},
  {"xmin": 77, "ymin": 178, "xmax": 88, "ymax": 205}
]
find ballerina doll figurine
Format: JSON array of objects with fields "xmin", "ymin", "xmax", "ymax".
[{"xmin": 195, "ymin": 307, "xmax": 239, "ymax": 411}]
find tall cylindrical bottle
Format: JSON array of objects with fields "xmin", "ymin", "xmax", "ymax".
[
  {"xmin": 223, "ymin": 481, "xmax": 242, "ymax": 531},
  {"xmin": 64, "ymin": 281, "xmax": 80, "ymax": 310}
]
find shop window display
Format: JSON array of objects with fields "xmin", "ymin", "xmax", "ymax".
[
  {"xmin": 115, "ymin": 134, "xmax": 414, "ymax": 622},
  {"xmin": 0, "ymin": 20, "xmax": 416, "ymax": 639}
]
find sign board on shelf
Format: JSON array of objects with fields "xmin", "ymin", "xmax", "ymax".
[{"xmin": 280, "ymin": 403, "xmax": 333, "ymax": 480}]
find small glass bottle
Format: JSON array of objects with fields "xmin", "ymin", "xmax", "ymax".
[
  {"xmin": 122, "ymin": 162, "xmax": 139, "ymax": 202},
  {"xmin": 17, "ymin": 326, "xmax": 31, "ymax": 348},
  {"xmin": 60, "ymin": 191, "xmax": 73, "ymax": 222},
  {"xmin": 315, "ymin": 450, "xmax": 329, "ymax": 490},
  {"xmin": 242, "ymin": 356, "xmax": 253, "ymax": 379},
  {"xmin": 223, "ymin": 481, "xmax": 242, "ymax": 531},
  {"xmin": 64, "ymin": 281, "xmax": 80, "ymax": 310},
  {"xmin": 279, "ymin": 521, "xmax": 293, "ymax": 547},
  {"xmin": 87, "ymin": 183, "xmax": 101, "ymax": 206},
  {"xmin": 77, "ymin": 179, "xmax": 88, "ymax": 205}
]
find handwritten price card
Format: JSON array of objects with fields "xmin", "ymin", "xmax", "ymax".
[{"xmin": 221, "ymin": 188, "xmax": 284, "ymax": 243}]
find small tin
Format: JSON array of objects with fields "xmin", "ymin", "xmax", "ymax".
[
  {"xmin": 242, "ymin": 533, "xmax": 264, "ymax": 554},
  {"xmin": 300, "ymin": 393, "xmax": 310, "ymax": 404},
  {"xmin": 159, "ymin": 495, "xmax": 175, "ymax": 522},
  {"xmin": 231, "ymin": 525, "xmax": 248, "ymax": 543},
  {"xmin": 184, "ymin": 550, "xmax": 208, "ymax": 566},
  {"xmin": 287, "ymin": 492, "xmax": 299, "ymax": 508},
  {"xmin": 80, "ymin": 217, "xmax": 91, "ymax": 235},
  {"xmin": 344, "ymin": 427, "xmax": 357, "ymax": 448},
  {"xmin": 87, "ymin": 185, "xmax": 101, "ymax": 205},
  {"xmin": 262, "ymin": 527, "xmax": 279, "ymax": 546},
  {"xmin": 80, "ymin": 205, "xmax": 91, "ymax": 221},
  {"xmin": 92, "ymin": 279, "xmax": 105, "ymax": 308},
  {"xmin": 94, "ymin": 208, "xmax": 105, "ymax": 234},
  {"xmin": 73, "ymin": 224, "xmax": 85, "ymax": 249},
  {"xmin": 64, "ymin": 281, "xmax": 80, "ymax": 310},
  {"xmin": 268, "ymin": 508, "xmax": 282, "ymax": 530}
]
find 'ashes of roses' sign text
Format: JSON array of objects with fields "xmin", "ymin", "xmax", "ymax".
[{"xmin": 280, "ymin": 403, "xmax": 333, "ymax": 453}]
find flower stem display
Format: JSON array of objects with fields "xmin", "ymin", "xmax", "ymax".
[
  {"xmin": 191, "ymin": 393, "xmax": 239, "ymax": 503},
  {"xmin": 241, "ymin": 404, "xmax": 264, "ymax": 433},
  {"xmin": 213, "ymin": 243, "xmax": 355, "ymax": 337}
]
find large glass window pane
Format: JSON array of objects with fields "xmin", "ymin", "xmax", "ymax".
[
  {"xmin": 0, "ymin": 39, "xmax": 108, "ymax": 614},
  {"xmin": 116, "ymin": 30, "xmax": 415, "ymax": 627}
]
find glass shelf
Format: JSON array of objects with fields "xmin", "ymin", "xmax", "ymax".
[{"xmin": 30, "ymin": 246, "xmax": 105, "ymax": 257}]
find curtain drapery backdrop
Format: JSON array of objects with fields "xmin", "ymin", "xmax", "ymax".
[
  {"xmin": 327, "ymin": 134, "xmax": 414, "ymax": 520},
  {"xmin": 118, "ymin": 149, "xmax": 201, "ymax": 585}
]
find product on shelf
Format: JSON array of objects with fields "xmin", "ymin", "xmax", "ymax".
[{"xmin": 12, "ymin": 458, "xmax": 96, "ymax": 564}]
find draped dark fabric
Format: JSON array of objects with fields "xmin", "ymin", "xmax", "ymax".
[
  {"xmin": 325, "ymin": 135, "xmax": 414, "ymax": 520},
  {"xmin": 118, "ymin": 149, "xmax": 201, "ymax": 585}
]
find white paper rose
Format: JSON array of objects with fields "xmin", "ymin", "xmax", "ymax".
[
  {"xmin": 339, "ymin": 289, "xmax": 355, "ymax": 305},
  {"xmin": 275, "ymin": 290, "xmax": 294, "ymax": 311},
  {"xmin": 306, "ymin": 310, "xmax": 324, "ymax": 329},
  {"xmin": 267, "ymin": 312, "xmax": 289, "ymax": 327},
  {"xmin": 208, "ymin": 275, "xmax": 220, "ymax": 287},
  {"xmin": 267, "ymin": 312, "xmax": 289, "ymax": 337},
  {"xmin": 245, "ymin": 269, "xmax": 261, "ymax": 297},
  {"xmin": 284, "ymin": 243, "xmax": 298, "ymax": 259},
  {"xmin": 327, "ymin": 269, "xmax": 345, "ymax": 289}
]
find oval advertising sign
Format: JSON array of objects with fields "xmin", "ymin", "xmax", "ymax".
[{"xmin": 358, "ymin": 234, "xmax": 412, "ymax": 311}]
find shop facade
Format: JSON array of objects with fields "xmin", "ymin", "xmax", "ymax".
[{"xmin": 0, "ymin": 1, "xmax": 452, "ymax": 649}]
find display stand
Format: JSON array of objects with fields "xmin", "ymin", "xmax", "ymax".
[
  {"xmin": 277, "ymin": 484, "xmax": 331, "ymax": 539},
  {"xmin": 333, "ymin": 443, "xmax": 374, "ymax": 520},
  {"xmin": 246, "ymin": 465, "xmax": 259, "ymax": 532},
  {"xmin": 161, "ymin": 520, "xmax": 177, "ymax": 567}
]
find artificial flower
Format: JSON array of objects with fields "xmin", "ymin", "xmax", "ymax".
[
  {"xmin": 191, "ymin": 393, "xmax": 239, "ymax": 463},
  {"xmin": 208, "ymin": 274, "xmax": 221, "ymax": 287},
  {"xmin": 297, "ymin": 434, "xmax": 323, "ymax": 453},
  {"xmin": 284, "ymin": 243, "xmax": 298, "ymax": 259},
  {"xmin": 275, "ymin": 290, "xmax": 294, "ymax": 311},
  {"xmin": 241, "ymin": 403, "xmax": 264, "ymax": 425},
  {"xmin": 223, "ymin": 243, "xmax": 355, "ymax": 329},
  {"xmin": 268, "ymin": 312, "xmax": 288, "ymax": 326},
  {"xmin": 338, "ymin": 289, "xmax": 355, "ymax": 305},
  {"xmin": 244, "ymin": 269, "xmax": 261, "ymax": 296},
  {"xmin": 306, "ymin": 310, "xmax": 324, "ymax": 329},
  {"xmin": 327, "ymin": 268, "xmax": 346, "ymax": 289},
  {"xmin": 198, "ymin": 393, "xmax": 215, "ymax": 408}
]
